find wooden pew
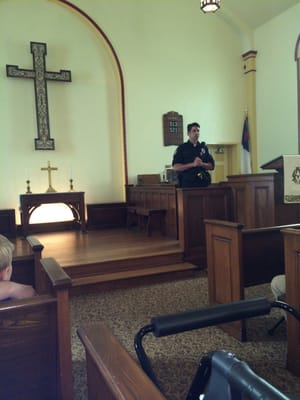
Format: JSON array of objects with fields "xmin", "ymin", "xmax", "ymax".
[
  {"xmin": 11, "ymin": 235, "xmax": 44, "ymax": 289},
  {"xmin": 177, "ymin": 186, "xmax": 233, "ymax": 267},
  {"xmin": 205, "ymin": 219, "xmax": 300, "ymax": 341},
  {"xmin": 78, "ymin": 322, "xmax": 166, "ymax": 400},
  {"xmin": 281, "ymin": 228, "xmax": 300, "ymax": 377},
  {"xmin": 0, "ymin": 257, "xmax": 73, "ymax": 400}
]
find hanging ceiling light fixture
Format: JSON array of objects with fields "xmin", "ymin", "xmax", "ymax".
[{"xmin": 200, "ymin": 0, "xmax": 220, "ymax": 13}]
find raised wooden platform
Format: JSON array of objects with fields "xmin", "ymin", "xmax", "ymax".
[{"xmin": 32, "ymin": 229, "xmax": 198, "ymax": 292}]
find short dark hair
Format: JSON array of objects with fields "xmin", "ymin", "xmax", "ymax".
[{"xmin": 187, "ymin": 122, "xmax": 200, "ymax": 132}]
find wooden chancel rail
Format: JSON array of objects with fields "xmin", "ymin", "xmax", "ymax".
[
  {"xmin": 78, "ymin": 322, "xmax": 166, "ymax": 400},
  {"xmin": 0, "ymin": 257, "xmax": 73, "ymax": 400},
  {"xmin": 205, "ymin": 219, "xmax": 300, "ymax": 342}
]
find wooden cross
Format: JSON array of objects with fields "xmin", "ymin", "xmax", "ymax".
[
  {"xmin": 6, "ymin": 41, "xmax": 71, "ymax": 150},
  {"xmin": 41, "ymin": 161, "xmax": 58, "ymax": 193}
]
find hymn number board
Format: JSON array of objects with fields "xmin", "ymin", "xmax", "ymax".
[{"xmin": 163, "ymin": 111, "xmax": 183, "ymax": 146}]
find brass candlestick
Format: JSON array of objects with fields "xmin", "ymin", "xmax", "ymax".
[
  {"xmin": 26, "ymin": 180, "xmax": 32, "ymax": 194},
  {"xmin": 69, "ymin": 179, "xmax": 75, "ymax": 192}
]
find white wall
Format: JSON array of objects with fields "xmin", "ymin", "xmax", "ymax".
[
  {"xmin": 0, "ymin": 0, "xmax": 124, "ymax": 223},
  {"xmin": 1, "ymin": 0, "xmax": 257, "ymax": 223},
  {"xmin": 255, "ymin": 4, "xmax": 300, "ymax": 167}
]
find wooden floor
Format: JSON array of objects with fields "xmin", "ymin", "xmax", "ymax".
[{"xmin": 33, "ymin": 228, "xmax": 198, "ymax": 290}]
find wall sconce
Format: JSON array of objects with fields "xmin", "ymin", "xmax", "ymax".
[{"xmin": 200, "ymin": 0, "xmax": 220, "ymax": 13}]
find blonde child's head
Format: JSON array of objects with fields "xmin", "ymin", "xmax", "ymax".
[{"xmin": 0, "ymin": 235, "xmax": 14, "ymax": 272}]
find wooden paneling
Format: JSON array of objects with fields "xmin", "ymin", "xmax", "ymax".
[
  {"xmin": 0, "ymin": 209, "xmax": 16, "ymax": 238},
  {"xmin": 225, "ymin": 173, "xmax": 275, "ymax": 227},
  {"xmin": 126, "ymin": 184, "xmax": 177, "ymax": 239},
  {"xmin": 206, "ymin": 220, "xmax": 245, "ymax": 340},
  {"xmin": 177, "ymin": 185, "xmax": 233, "ymax": 268},
  {"xmin": 87, "ymin": 203, "xmax": 127, "ymax": 229},
  {"xmin": 205, "ymin": 220, "xmax": 300, "ymax": 342},
  {"xmin": 225, "ymin": 173, "xmax": 300, "ymax": 228},
  {"xmin": 282, "ymin": 228, "xmax": 300, "ymax": 377}
]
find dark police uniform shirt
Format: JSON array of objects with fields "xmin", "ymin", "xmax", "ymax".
[{"xmin": 172, "ymin": 141, "xmax": 215, "ymax": 188}]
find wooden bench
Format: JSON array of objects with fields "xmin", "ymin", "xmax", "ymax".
[
  {"xmin": 0, "ymin": 257, "xmax": 73, "ymax": 400},
  {"xmin": 135, "ymin": 207, "xmax": 166, "ymax": 236},
  {"xmin": 125, "ymin": 185, "xmax": 178, "ymax": 239},
  {"xmin": 126, "ymin": 206, "xmax": 166, "ymax": 236},
  {"xmin": 78, "ymin": 322, "xmax": 166, "ymax": 400},
  {"xmin": 205, "ymin": 219, "xmax": 300, "ymax": 341},
  {"xmin": 281, "ymin": 228, "xmax": 300, "ymax": 377}
]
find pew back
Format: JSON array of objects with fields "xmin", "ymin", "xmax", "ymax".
[
  {"xmin": 0, "ymin": 257, "xmax": 73, "ymax": 400},
  {"xmin": 205, "ymin": 220, "xmax": 300, "ymax": 341},
  {"xmin": 281, "ymin": 228, "xmax": 300, "ymax": 377},
  {"xmin": 78, "ymin": 322, "xmax": 166, "ymax": 400},
  {"xmin": 11, "ymin": 235, "xmax": 44, "ymax": 288}
]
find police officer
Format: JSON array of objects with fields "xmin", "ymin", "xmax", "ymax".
[{"xmin": 172, "ymin": 122, "xmax": 215, "ymax": 188}]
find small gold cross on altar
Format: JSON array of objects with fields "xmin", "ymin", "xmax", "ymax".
[{"xmin": 41, "ymin": 160, "xmax": 58, "ymax": 192}]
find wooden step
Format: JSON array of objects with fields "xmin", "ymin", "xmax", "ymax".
[
  {"xmin": 66, "ymin": 251, "xmax": 184, "ymax": 279},
  {"xmin": 71, "ymin": 262, "xmax": 198, "ymax": 287}
]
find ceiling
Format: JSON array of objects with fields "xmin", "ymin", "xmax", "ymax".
[{"xmin": 222, "ymin": 0, "xmax": 300, "ymax": 30}]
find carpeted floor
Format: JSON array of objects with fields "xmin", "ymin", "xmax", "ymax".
[{"xmin": 70, "ymin": 274, "xmax": 300, "ymax": 399}]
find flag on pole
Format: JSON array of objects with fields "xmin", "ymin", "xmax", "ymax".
[{"xmin": 240, "ymin": 116, "xmax": 252, "ymax": 174}]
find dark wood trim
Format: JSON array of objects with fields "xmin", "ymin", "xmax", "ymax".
[
  {"xmin": 0, "ymin": 209, "xmax": 16, "ymax": 238},
  {"xmin": 87, "ymin": 202, "xmax": 127, "ymax": 229}
]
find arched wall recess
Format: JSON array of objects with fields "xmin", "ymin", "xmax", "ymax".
[
  {"xmin": 295, "ymin": 33, "xmax": 300, "ymax": 154},
  {"xmin": 54, "ymin": 0, "xmax": 128, "ymax": 186}
]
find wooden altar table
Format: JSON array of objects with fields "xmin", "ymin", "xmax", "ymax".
[{"xmin": 20, "ymin": 191, "xmax": 86, "ymax": 236}]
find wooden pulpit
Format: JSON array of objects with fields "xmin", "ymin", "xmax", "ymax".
[
  {"xmin": 260, "ymin": 155, "xmax": 284, "ymax": 172},
  {"xmin": 224, "ymin": 155, "xmax": 300, "ymax": 228}
]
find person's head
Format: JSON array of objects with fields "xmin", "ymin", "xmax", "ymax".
[
  {"xmin": 0, "ymin": 235, "xmax": 14, "ymax": 281},
  {"xmin": 187, "ymin": 122, "xmax": 200, "ymax": 144}
]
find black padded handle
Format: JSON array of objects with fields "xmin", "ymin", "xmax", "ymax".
[{"xmin": 151, "ymin": 297, "xmax": 271, "ymax": 337}]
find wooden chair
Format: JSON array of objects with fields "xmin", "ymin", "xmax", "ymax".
[
  {"xmin": 0, "ymin": 257, "xmax": 73, "ymax": 400},
  {"xmin": 77, "ymin": 322, "xmax": 166, "ymax": 400}
]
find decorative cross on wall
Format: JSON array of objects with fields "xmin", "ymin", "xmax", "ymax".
[{"xmin": 6, "ymin": 41, "xmax": 72, "ymax": 150}]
